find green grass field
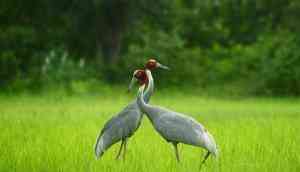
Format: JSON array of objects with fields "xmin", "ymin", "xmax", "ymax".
[{"xmin": 0, "ymin": 93, "xmax": 299, "ymax": 172}]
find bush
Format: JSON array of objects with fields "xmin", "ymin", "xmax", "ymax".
[
  {"xmin": 1, "ymin": 26, "xmax": 299, "ymax": 96},
  {"xmin": 253, "ymin": 31, "xmax": 300, "ymax": 96},
  {"xmin": 122, "ymin": 30, "xmax": 300, "ymax": 96},
  {"xmin": 227, "ymin": 31, "xmax": 300, "ymax": 96},
  {"xmin": 41, "ymin": 48, "xmax": 96, "ymax": 93}
]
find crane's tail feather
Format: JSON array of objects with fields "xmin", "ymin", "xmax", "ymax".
[{"xmin": 94, "ymin": 134, "xmax": 105, "ymax": 159}]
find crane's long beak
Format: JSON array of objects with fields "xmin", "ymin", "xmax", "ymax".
[
  {"xmin": 157, "ymin": 63, "xmax": 170, "ymax": 70},
  {"xmin": 128, "ymin": 77, "xmax": 137, "ymax": 92}
]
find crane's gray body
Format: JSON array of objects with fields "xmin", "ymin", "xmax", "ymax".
[
  {"xmin": 139, "ymin": 104, "xmax": 218, "ymax": 156},
  {"xmin": 95, "ymin": 83, "xmax": 153, "ymax": 158},
  {"xmin": 137, "ymin": 70, "xmax": 218, "ymax": 156}
]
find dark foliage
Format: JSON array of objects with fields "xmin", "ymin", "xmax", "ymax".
[{"xmin": 0, "ymin": 0, "xmax": 300, "ymax": 96}]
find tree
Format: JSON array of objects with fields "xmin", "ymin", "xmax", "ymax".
[{"xmin": 66, "ymin": 0, "xmax": 172, "ymax": 64}]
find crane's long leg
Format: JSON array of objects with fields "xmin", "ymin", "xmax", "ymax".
[
  {"xmin": 199, "ymin": 151, "xmax": 210, "ymax": 170},
  {"xmin": 115, "ymin": 140, "xmax": 124, "ymax": 160},
  {"xmin": 122, "ymin": 138, "xmax": 128, "ymax": 160},
  {"xmin": 172, "ymin": 142, "xmax": 180, "ymax": 163}
]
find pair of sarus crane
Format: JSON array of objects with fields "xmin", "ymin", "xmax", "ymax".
[{"xmin": 94, "ymin": 59, "xmax": 218, "ymax": 167}]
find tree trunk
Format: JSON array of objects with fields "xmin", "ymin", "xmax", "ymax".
[
  {"xmin": 94, "ymin": 0, "xmax": 128, "ymax": 64},
  {"xmin": 100, "ymin": 27, "xmax": 122, "ymax": 64}
]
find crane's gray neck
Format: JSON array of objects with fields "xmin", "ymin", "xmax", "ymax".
[
  {"xmin": 137, "ymin": 84, "xmax": 149, "ymax": 113},
  {"xmin": 143, "ymin": 69, "xmax": 154, "ymax": 103},
  {"xmin": 137, "ymin": 70, "xmax": 158, "ymax": 122}
]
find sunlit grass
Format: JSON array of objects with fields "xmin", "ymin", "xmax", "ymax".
[{"xmin": 0, "ymin": 93, "xmax": 299, "ymax": 172}]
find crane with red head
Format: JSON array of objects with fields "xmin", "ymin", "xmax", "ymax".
[
  {"xmin": 95, "ymin": 59, "xmax": 169, "ymax": 160},
  {"xmin": 132, "ymin": 68, "xmax": 218, "ymax": 168}
]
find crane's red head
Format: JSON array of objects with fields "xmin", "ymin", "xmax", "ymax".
[
  {"xmin": 128, "ymin": 69, "xmax": 148, "ymax": 92},
  {"xmin": 133, "ymin": 69, "xmax": 148, "ymax": 85},
  {"xmin": 145, "ymin": 59, "xmax": 170, "ymax": 70}
]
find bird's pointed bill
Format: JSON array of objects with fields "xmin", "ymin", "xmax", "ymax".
[{"xmin": 157, "ymin": 63, "xmax": 170, "ymax": 70}]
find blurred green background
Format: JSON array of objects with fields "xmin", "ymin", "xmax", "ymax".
[
  {"xmin": 1, "ymin": 0, "xmax": 300, "ymax": 96},
  {"xmin": 1, "ymin": 2, "xmax": 300, "ymax": 171}
]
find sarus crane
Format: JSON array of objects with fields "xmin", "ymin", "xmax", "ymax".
[
  {"xmin": 94, "ymin": 59, "xmax": 169, "ymax": 159},
  {"xmin": 132, "ymin": 68, "xmax": 218, "ymax": 166}
]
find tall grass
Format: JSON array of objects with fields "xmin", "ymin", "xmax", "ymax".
[{"xmin": 0, "ymin": 93, "xmax": 299, "ymax": 172}]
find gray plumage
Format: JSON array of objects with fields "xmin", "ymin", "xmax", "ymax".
[
  {"xmin": 136, "ymin": 69, "xmax": 218, "ymax": 162},
  {"xmin": 94, "ymin": 78, "xmax": 154, "ymax": 159}
]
